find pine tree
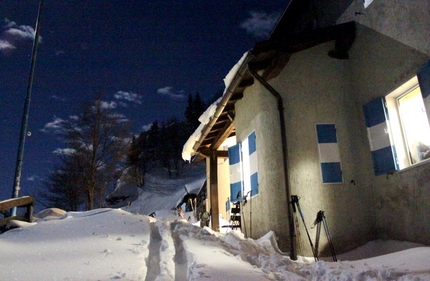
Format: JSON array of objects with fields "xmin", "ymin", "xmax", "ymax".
[
  {"xmin": 185, "ymin": 92, "xmax": 206, "ymax": 131},
  {"xmin": 185, "ymin": 93, "xmax": 194, "ymax": 124}
]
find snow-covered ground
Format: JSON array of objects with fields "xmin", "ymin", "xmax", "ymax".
[{"xmin": 1, "ymin": 164, "xmax": 429, "ymax": 281}]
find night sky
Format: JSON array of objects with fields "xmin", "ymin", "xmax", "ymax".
[{"xmin": 0, "ymin": 1, "xmax": 288, "ymax": 204}]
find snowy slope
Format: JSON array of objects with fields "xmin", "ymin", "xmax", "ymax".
[{"xmin": 0, "ymin": 163, "xmax": 430, "ymax": 281}]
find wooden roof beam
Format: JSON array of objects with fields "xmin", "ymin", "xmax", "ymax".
[
  {"xmin": 198, "ymin": 147, "xmax": 229, "ymax": 158},
  {"xmin": 210, "ymin": 118, "xmax": 235, "ymax": 150}
]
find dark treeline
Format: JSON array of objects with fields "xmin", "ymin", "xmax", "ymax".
[
  {"xmin": 127, "ymin": 92, "xmax": 207, "ymax": 180},
  {"xmin": 39, "ymin": 92, "xmax": 216, "ymax": 211}
]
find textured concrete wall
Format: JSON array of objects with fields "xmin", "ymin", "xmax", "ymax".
[
  {"xmin": 336, "ymin": 0, "xmax": 430, "ymax": 249},
  {"xmin": 348, "ymin": 25, "xmax": 430, "ymax": 245},
  {"xmin": 234, "ymin": 23, "xmax": 429, "ymax": 255},
  {"xmin": 338, "ymin": 0, "xmax": 430, "ymax": 56},
  {"xmin": 232, "ymin": 0, "xmax": 430, "ymax": 255},
  {"xmin": 269, "ymin": 41, "xmax": 377, "ymax": 256},
  {"xmin": 235, "ymin": 82, "xmax": 291, "ymax": 251}
]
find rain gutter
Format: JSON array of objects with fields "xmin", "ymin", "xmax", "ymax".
[{"xmin": 247, "ymin": 63, "xmax": 297, "ymax": 261}]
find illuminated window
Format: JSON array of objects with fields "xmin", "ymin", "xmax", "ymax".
[
  {"xmin": 363, "ymin": 62, "xmax": 430, "ymax": 175},
  {"xmin": 364, "ymin": 0, "xmax": 374, "ymax": 8},
  {"xmin": 396, "ymin": 85, "xmax": 430, "ymax": 165}
]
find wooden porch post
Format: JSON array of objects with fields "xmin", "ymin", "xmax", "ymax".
[{"xmin": 209, "ymin": 150, "xmax": 219, "ymax": 231}]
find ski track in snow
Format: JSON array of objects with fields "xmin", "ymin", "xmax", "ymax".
[
  {"xmin": 171, "ymin": 222, "xmax": 188, "ymax": 281},
  {"xmin": 145, "ymin": 222, "xmax": 162, "ymax": 281}
]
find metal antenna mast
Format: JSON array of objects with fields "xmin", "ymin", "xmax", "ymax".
[{"xmin": 11, "ymin": 0, "xmax": 44, "ymax": 216}]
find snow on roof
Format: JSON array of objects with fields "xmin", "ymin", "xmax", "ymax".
[
  {"xmin": 181, "ymin": 98, "xmax": 221, "ymax": 161},
  {"xmin": 182, "ymin": 51, "xmax": 250, "ymax": 161}
]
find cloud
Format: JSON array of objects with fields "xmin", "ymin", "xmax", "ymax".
[
  {"xmin": 157, "ymin": 86, "xmax": 186, "ymax": 100},
  {"xmin": 108, "ymin": 113, "xmax": 129, "ymax": 123},
  {"xmin": 1, "ymin": 18, "xmax": 42, "ymax": 55},
  {"xmin": 5, "ymin": 24, "xmax": 35, "ymax": 40},
  {"xmin": 51, "ymin": 95, "xmax": 66, "ymax": 102},
  {"xmin": 26, "ymin": 175, "xmax": 42, "ymax": 182},
  {"xmin": 41, "ymin": 117, "xmax": 65, "ymax": 133},
  {"xmin": 0, "ymin": 39, "xmax": 15, "ymax": 51},
  {"xmin": 98, "ymin": 101, "xmax": 117, "ymax": 109},
  {"xmin": 53, "ymin": 148, "xmax": 76, "ymax": 156},
  {"xmin": 141, "ymin": 123, "xmax": 152, "ymax": 132},
  {"xmin": 114, "ymin": 91, "xmax": 142, "ymax": 106},
  {"xmin": 240, "ymin": 11, "xmax": 280, "ymax": 39}
]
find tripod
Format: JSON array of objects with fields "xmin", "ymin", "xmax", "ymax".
[
  {"xmin": 291, "ymin": 195, "xmax": 318, "ymax": 261},
  {"xmin": 313, "ymin": 210, "xmax": 337, "ymax": 262}
]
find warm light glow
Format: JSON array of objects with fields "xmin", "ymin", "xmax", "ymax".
[
  {"xmin": 397, "ymin": 87, "xmax": 430, "ymax": 164},
  {"xmin": 220, "ymin": 136, "xmax": 237, "ymax": 150},
  {"xmin": 386, "ymin": 76, "xmax": 430, "ymax": 168},
  {"xmin": 364, "ymin": 0, "xmax": 374, "ymax": 8}
]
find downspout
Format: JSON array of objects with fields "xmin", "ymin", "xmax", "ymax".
[{"xmin": 247, "ymin": 64, "xmax": 297, "ymax": 261}]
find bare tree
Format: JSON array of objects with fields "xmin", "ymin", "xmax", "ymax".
[
  {"xmin": 43, "ymin": 98, "xmax": 130, "ymax": 210},
  {"xmin": 39, "ymin": 153, "xmax": 85, "ymax": 211}
]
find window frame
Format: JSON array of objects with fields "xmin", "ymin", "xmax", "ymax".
[
  {"xmin": 363, "ymin": 61, "xmax": 430, "ymax": 175},
  {"xmin": 385, "ymin": 77, "xmax": 430, "ymax": 169}
]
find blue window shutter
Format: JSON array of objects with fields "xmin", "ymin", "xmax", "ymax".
[
  {"xmin": 316, "ymin": 124, "xmax": 343, "ymax": 183},
  {"xmin": 228, "ymin": 143, "xmax": 243, "ymax": 202},
  {"xmin": 248, "ymin": 132, "xmax": 258, "ymax": 196},
  {"xmin": 417, "ymin": 60, "xmax": 430, "ymax": 125},
  {"xmin": 363, "ymin": 97, "xmax": 398, "ymax": 175}
]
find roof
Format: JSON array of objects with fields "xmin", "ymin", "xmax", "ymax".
[
  {"xmin": 182, "ymin": 0, "xmax": 356, "ymax": 161},
  {"xmin": 270, "ymin": 0, "xmax": 354, "ymax": 39}
]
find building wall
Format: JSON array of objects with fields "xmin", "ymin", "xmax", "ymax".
[
  {"xmin": 205, "ymin": 156, "xmax": 231, "ymax": 225},
  {"xmin": 338, "ymin": 0, "xmax": 430, "ymax": 56},
  {"xmin": 347, "ymin": 25, "xmax": 430, "ymax": 245},
  {"xmin": 268, "ymin": 40, "xmax": 377, "ymax": 256},
  {"xmin": 235, "ymin": 82, "xmax": 291, "ymax": 251},
  {"xmin": 235, "ymin": 23, "xmax": 429, "ymax": 256},
  {"xmin": 217, "ymin": 157, "xmax": 230, "ymax": 222}
]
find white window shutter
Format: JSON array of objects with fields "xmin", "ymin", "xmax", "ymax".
[
  {"xmin": 228, "ymin": 143, "xmax": 243, "ymax": 202},
  {"xmin": 316, "ymin": 124, "xmax": 343, "ymax": 183},
  {"xmin": 417, "ymin": 60, "xmax": 430, "ymax": 126},
  {"xmin": 363, "ymin": 97, "xmax": 398, "ymax": 175}
]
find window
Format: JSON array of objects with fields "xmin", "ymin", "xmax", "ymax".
[
  {"xmin": 228, "ymin": 131, "xmax": 259, "ymax": 202},
  {"xmin": 396, "ymin": 86, "xmax": 430, "ymax": 164},
  {"xmin": 363, "ymin": 61, "xmax": 430, "ymax": 174},
  {"xmin": 364, "ymin": 0, "xmax": 374, "ymax": 8}
]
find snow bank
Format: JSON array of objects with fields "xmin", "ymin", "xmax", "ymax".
[
  {"xmin": 1, "ymin": 161, "xmax": 429, "ymax": 280},
  {"xmin": 0, "ymin": 209, "xmax": 151, "ymax": 280},
  {"xmin": 1, "ymin": 206, "xmax": 430, "ymax": 280}
]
